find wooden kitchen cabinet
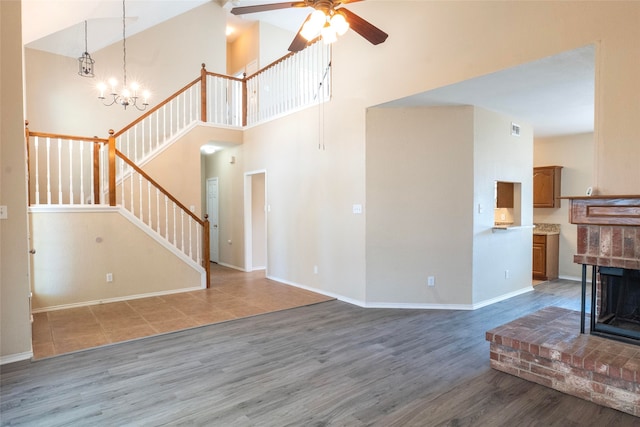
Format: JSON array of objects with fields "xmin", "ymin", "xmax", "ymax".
[
  {"xmin": 496, "ymin": 181, "xmax": 514, "ymax": 208},
  {"xmin": 533, "ymin": 166, "xmax": 562, "ymax": 208},
  {"xmin": 532, "ymin": 233, "xmax": 559, "ymax": 281}
]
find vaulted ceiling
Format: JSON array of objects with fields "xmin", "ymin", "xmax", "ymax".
[{"xmin": 21, "ymin": 0, "xmax": 594, "ymax": 137}]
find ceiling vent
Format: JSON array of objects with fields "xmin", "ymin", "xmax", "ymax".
[{"xmin": 511, "ymin": 122, "xmax": 521, "ymax": 137}]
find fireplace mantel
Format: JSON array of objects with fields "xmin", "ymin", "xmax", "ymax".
[{"xmin": 564, "ymin": 195, "xmax": 640, "ymax": 226}]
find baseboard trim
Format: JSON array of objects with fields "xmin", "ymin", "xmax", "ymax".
[
  {"xmin": 1, "ymin": 351, "xmax": 33, "ymax": 365},
  {"xmin": 215, "ymin": 262, "xmax": 246, "ymax": 272},
  {"xmin": 32, "ymin": 286, "xmax": 203, "ymax": 313},
  {"xmin": 471, "ymin": 286, "xmax": 534, "ymax": 310},
  {"xmin": 266, "ymin": 276, "xmax": 537, "ymax": 311}
]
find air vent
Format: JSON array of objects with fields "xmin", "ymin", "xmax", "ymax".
[{"xmin": 511, "ymin": 122, "xmax": 521, "ymax": 137}]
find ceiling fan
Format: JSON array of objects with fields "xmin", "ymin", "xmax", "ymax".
[{"xmin": 230, "ymin": 0, "xmax": 389, "ymax": 52}]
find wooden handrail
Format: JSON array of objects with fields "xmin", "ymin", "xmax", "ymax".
[
  {"xmin": 26, "ymin": 130, "xmax": 108, "ymax": 144},
  {"xmin": 115, "ymin": 149, "xmax": 204, "ymax": 226}
]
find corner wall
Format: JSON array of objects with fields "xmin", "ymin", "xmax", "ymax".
[
  {"xmin": 472, "ymin": 108, "xmax": 534, "ymax": 305},
  {"xmin": 366, "ymin": 106, "xmax": 475, "ymax": 306},
  {"xmin": 1, "ymin": 0, "xmax": 32, "ymax": 363}
]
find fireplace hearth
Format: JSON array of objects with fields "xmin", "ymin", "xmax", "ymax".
[{"xmin": 568, "ymin": 195, "xmax": 640, "ymax": 345}]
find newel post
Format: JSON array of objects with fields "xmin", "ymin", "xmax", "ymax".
[
  {"xmin": 200, "ymin": 63, "xmax": 207, "ymax": 123},
  {"xmin": 203, "ymin": 214, "xmax": 210, "ymax": 288},
  {"xmin": 108, "ymin": 129, "xmax": 116, "ymax": 206},
  {"xmin": 25, "ymin": 120, "xmax": 31, "ymax": 206}
]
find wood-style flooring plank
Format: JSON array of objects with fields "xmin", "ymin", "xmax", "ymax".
[{"xmin": 2, "ymin": 280, "xmax": 640, "ymax": 426}]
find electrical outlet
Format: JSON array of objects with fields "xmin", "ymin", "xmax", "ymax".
[
  {"xmin": 427, "ymin": 276, "xmax": 435, "ymax": 287},
  {"xmin": 106, "ymin": 273, "xmax": 113, "ymax": 283},
  {"xmin": 504, "ymin": 270, "xmax": 510, "ymax": 279},
  {"xmin": 0, "ymin": 205, "xmax": 7, "ymax": 220}
]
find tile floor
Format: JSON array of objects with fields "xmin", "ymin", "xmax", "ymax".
[{"xmin": 31, "ymin": 264, "xmax": 334, "ymax": 359}]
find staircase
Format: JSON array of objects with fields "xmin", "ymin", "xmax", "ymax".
[{"xmin": 25, "ymin": 42, "xmax": 331, "ymax": 309}]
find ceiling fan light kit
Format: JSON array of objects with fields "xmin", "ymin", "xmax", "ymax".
[{"xmin": 231, "ymin": 0, "xmax": 388, "ymax": 52}]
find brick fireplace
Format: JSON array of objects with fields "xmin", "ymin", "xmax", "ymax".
[
  {"xmin": 571, "ymin": 196, "xmax": 640, "ymax": 344},
  {"xmin": 486, "ymin": 196, "xmax": 640, "ymax": 417}
]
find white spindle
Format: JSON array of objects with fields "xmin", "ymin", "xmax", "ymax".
[
  {"xmin": 89, "ymin": 143, "xmax": 94, "ymax": 204},
  {"xmin": 165, "ymin": 197, "xmax": 169, "ymax": 241},
  {"xmin": 170, "ymin": 100, "xmax": 174, "ymax": 137},
  {"xmin": 172, "ymin": 203, "xmax": 177, "ymax": 245},
  {"xmin": 181, "ymin": 210, "xmax": 185, "ymax": 251},
  {"xmin": 79, "ymin": 142, "xmax": 85, "ymax": 204},
  {"xmin": 196, "ymin": 225, "xmax": 201, "ymax": 264},
  {"xmin": 45, "ymin": 137, "xmax": 50, "ymax": 204},
  {"xmin": 147, "ymin": 181, "xmax": 151, "ymax": 227},
  {"xmin": 34, "ymin": 137, "xmax": 40, "ymax": 204},
  {"xmin": 156, "ymin": 188, "xmax": 160, "ymax": 233},
  {"xmin": 130, "ymin": 172, "xmax": 134, "ymax": 215},
  {"xmin": 188, "ymin": 217, "xmax": 193, "ymax": 258},
  {"xmin": 138, "ymin": 174, "xmax": 143, "ymax": 221},
  {"xmin": 57, "ymin": 138, "xmax": 63, "ymax": 204}
]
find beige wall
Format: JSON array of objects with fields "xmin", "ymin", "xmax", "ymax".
[
  {"xmin": 251, "ymin": 173, "xmax": 266, "ymax": 269},
  {"xmin": 1, "ymin": 0, "xmax": 32, "ymax": 362},
  {"xmin": 24, "ymin": 2, "xmax": 227, "ymax": 137},
  {"xmin": 366, "ymin": 106, "xmax": 475, "ymax": 305},
  {"xmin": 30, "ymin": 210, "xmax": 202, "ymax": 310},
  {"xmin": 472, "ymin": 108, "xmax": 534, "ymax": 304},
  {"xmin": 534, "ymin": 133, "xmax": 595, "ymax": 280}
]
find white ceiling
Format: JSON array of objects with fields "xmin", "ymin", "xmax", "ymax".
[
  {"xmin": 379, "ymin": 44, "xmax": 595, "ymax": 138},
  {"xmin": 21, "ymin": 1, "xmax": 594, "ymax": 138}
]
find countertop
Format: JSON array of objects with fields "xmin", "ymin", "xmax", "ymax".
[{"xmin": 533, "ymin": 223, "xmax": 560, "ymax": 235}]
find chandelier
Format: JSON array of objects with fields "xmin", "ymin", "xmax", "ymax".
[
  {"xmin": 97, "ymin": 0, "xmax": 149, "ymax": 111},
  {"xmin": 300, "ymin": 6, "xmax": 349, "ymax": 44},
  {"xmin": 78, "ymin": 21, "xmax": 95, "ymax": 77}
]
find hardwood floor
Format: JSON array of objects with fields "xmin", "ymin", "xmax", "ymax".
[
  {"xmin": 3, "ymin": 279, "xmax": 640, "ymax": 426},
  {"xmin": 31, "ymin": 264, "xmax": 334, "ymax": 359}
]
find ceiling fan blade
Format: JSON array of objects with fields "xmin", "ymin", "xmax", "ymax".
[
  {"xmin": 230, "ymin": 2, "xmax": 307, "ymax": 15},
  {"xmin": 288, "ymin": 13, "xmax": 312, "ymax": 52},
  {"xmin": 339, "ymin": 7, "xmax": 388, "ymax": 46}
]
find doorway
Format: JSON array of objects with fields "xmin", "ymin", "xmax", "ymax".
[
  {"xmin": 206, "ymin": 177, "xmax": 219, "ymax": 263},
  {"xmin": 244, "ymin": 171, "xmax": 266, "ymax": 272}
]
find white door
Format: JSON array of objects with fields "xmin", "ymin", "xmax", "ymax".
[{"xmin": 206, "ymin": 177, "xmax": 219, "ymax": 263}]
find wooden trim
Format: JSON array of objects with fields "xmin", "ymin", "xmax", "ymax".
[
  {"xmin": 115, "ymin": 150, "xmax": 204, "ymax": 226},
  {"xmin": 200, "ymin": 64, "xmax": 207, "ymax": 122},
  {"xmin": 26, "ymin": 130, "xmax": 108, "ymax": 144},
  {"xmin": 569, "ymin": 197, "xmax": 640, "ymax": 225},
  {"xmin": 204, "ymin": 70, "xmax": 244, "ymax": 83},
  {"xmin": 108, "ymin": 131, "xmax": 116, "ymax": 206},
  {"xmin": 25, "ymin": 121, "xmax": 31, "ymax": 206},
  {"xmin": 93, "ymin": 139, "xmax": 101, "ymax": 204}
]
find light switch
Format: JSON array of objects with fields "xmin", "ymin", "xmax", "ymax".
[{"xmin": 352, "ymin": 204, "xmax": 363, "ymax": 214}]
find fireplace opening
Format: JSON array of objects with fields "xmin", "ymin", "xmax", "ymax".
[{"xmin": 596, "ymin": 267, "xmax": 640, "ymax": 343}]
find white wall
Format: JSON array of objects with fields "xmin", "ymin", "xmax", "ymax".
[
  {"xmin": 472, "ymin": 108, "xmax": 534, "ymax": 305},
  {"xmin": 534, "ymin": 133, "xmax": 595, "ymax": 280}
]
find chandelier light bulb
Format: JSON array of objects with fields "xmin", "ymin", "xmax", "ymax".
[
  {"xmin": 301, "ymin": 10, "xmax": 327, "ymax": 41},
  {"xmin": 321, "ymin": 22, "xmax": 337, "ymax": 44},
  {"xmin": 330, "ymin": 13, "xmax": 349, "ymax": 36}
]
